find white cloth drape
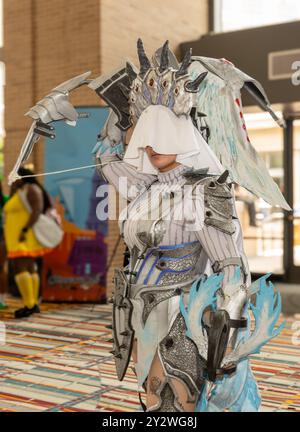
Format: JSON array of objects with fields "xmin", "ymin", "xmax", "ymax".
[{"xmin": 123, "ymin": 105, "xmax": 224, "ymax": 175}]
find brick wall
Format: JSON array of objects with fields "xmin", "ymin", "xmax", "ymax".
[
  {"xmin": 3, "ymin": 0, "xmax": 101, "ymax": 181},
  {"xmin": 3, "ymin": 0, "xmax": 209, "ymax": 296},
  {"xmin": 100, "ymin": 0, "xmax": 209, "ymax": 71}
]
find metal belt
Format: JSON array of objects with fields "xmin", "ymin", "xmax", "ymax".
[
  {"xmin": 212, "ymin": 257, "xmax": 243, "ymax": 273},
  {"xmin": 129, "ymin": 276, "xmax": 198, "ymax": 299}
]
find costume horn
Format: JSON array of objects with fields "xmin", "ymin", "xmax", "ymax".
[
  {"xmin": 175, "ymin": 48, "xmax": 192, "ymax": 78},
  {"xmin": 217, "ymin": 170, "xmax": 230, "ymax": 184},
  {"xmin": 185, "ymin": 71, "xmax": 208, "ymax": 92},
  {"xmin": 137, "ymin": 38, "xmax": 151, "ymax": 77},
  {"xmin": 159, "ymin": 40, "xmax": 170, "ymax": 73},
  {"xmin": 126, "ymin": 62, "xmax": 137, "ymax": 83}
]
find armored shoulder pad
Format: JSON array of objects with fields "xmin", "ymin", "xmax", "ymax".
[{"xmin": 188, "ymin": 170, "xmax": 236, "ymax": 235}]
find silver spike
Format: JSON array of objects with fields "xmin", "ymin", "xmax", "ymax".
[{"xmin": 217, "ymin": 170, "xmax": 230, "ymax": 184}]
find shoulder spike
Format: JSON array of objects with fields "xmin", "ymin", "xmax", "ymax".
[{"xmin": 217, "ymin": 170, "xmax": 230, "ymax": 184}]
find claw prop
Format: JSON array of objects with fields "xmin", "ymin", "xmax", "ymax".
[{"xmin": 8, "ymin": 72, "xmax": 91, "ymax": 185}]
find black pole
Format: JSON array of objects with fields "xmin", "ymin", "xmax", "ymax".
[
  {"xmin": 283, "ymin": 117, "xmax": 294, "ymax": 282},
  {"xmin": 208, "ymin": 0, "xmax": 215, "ymax": 33}
]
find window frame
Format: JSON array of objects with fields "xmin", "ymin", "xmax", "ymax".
[{"xmin": 211, "ymin": 0, "xmax": 300, "ymax": 33}]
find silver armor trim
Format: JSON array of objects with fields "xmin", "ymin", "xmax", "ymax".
[
  {"xmin": 136, "ymin": 219, "xmax": 167, "ymax": 249},
  {"xmin": 130, "ymin": 277, "xmax": 197, "ymax": 299},
  {"xmin": 187, "ymin": 173, "xmax": 236, "ymax": 235},
  {"xmin": 204, "ymin": 177, "xmax": 235, "ymax": 235},
  {"xmin": 158, "ymin": 313, "xmax": 205, "ymax": 401},
  {"xmin": 156, "ymin": 271, "xmax": 196, "ymax": 286},
  {"xmin": 146, "ymin": 378, "xmax": 185, "ymax": 412},
  {"xmin": 212, "ymin": 257, "xmax": 243, "ymax": 273},
  {"xmin": 138, "ymin": 282, "xmax": 194, "ymax": 326}
]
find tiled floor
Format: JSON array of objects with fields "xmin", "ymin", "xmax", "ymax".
[{"xmin": 0, "ymin": 297, "xmax": 299, "ymax": 412}]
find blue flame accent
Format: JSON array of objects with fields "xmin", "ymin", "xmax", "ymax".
[
  {"xmin": 196, "ymin": 358, "xmax": 261, "ymax": 412},
  {"xmin": 179, "ymin": 273, "xmax": 223, "ymax": 340},
  {"xmin": 179, "ymin": 270, "xmax": 284, "ymax": 411},
  {"xmin": 242, "ymin": 273, "xmax": 285, "ymax": 355},
  {"xmin": 92, "ymin": 137, "xmax": 124, "ymax": 157}
]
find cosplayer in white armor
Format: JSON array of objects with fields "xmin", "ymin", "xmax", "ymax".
[{"xmin": 9, "ymin": 39, "xmax": 289, "ymax": 412}]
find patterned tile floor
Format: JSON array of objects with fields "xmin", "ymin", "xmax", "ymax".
[{"xmin": 0, "ymin": 297, "xmax": 299, "ymax": 412}]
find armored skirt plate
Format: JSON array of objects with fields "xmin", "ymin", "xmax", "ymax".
[{"xmin": 112, "ymin": 268, "xmax": 135, "ymax": 381}]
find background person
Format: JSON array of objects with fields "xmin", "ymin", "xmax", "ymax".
[{"xmin": 3, "ymin": 167, "xmax": 53, "ymax": 318}]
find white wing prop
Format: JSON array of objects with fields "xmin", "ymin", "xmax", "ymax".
[{"xmin": 188, "ymin": 57, "xmax": 291, "ymax": 210}]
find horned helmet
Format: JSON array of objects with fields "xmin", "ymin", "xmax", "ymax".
[{"xmin": 122, "ymin": 39, "xmax": 208, "ymax": 124}]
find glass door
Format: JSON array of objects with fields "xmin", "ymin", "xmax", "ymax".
[
  {"xmin": 290, "ymin": 119, "xmax": 300, "ymax": 281},
  {"xmin": 235, "ymin": 112, "xmax": 285, "ymax": 275}
]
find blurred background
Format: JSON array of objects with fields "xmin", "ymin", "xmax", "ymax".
[{"xmin": 0, "ymin": 0, "xmax": 300, "ymax": 308}]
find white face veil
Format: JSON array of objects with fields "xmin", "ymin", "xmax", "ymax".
[{"xmin": 123, "ymin": 105, "xmax": 224, "ymax": 175}]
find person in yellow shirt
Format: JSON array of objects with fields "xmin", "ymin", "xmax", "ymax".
[{"xmin": 3, "ymin": 167, "xmax": 52, "ymax": 318}]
